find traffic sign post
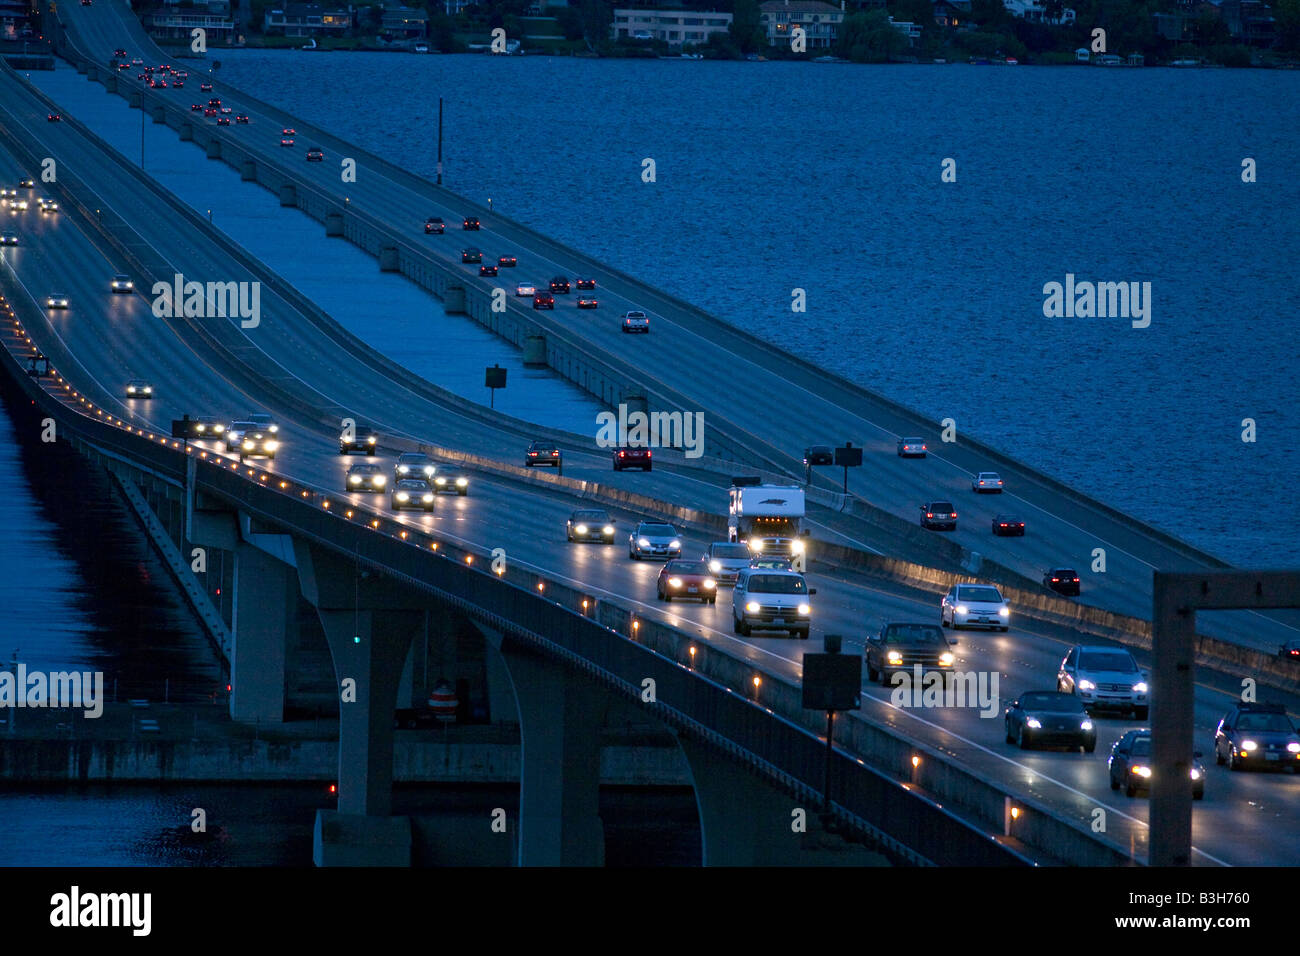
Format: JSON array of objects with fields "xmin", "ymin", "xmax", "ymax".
[
  {"xmin": 485, "ymin": 363, "xmax": 506, "ymax": 409},
  {"xmin": 802, "ymin": 634, "xmax": 861, "ymax": 818},
  {"xmin": 833, "ymin": 442, "xmax": 863, "ymax": 494}
]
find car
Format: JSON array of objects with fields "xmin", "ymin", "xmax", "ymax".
[
  {"xmin": 125, "ymin": 380, "xmax": 154, "ymax": 398},
  {"xmin": 548, "ymin": 277, "xmax": 570, "ymax": 294},
  {"xmin": 191, "ymin": 103, "xmax": 203, "ymax": 112},
  {"xmin": 576, "ymin": 278, "xmax": 596, "ymax": 291},
  {"xmin": 919, "ymin": 501, "xmax": 957, "ymax": 531},
  {"xmin": 0, "ymin": 188, "xmax": 14, "ymax": 200},
  {"xmin": 281, "ymin": 127, "xmax": 295, "ymax": 136},
  {"xmin": 115, "ymin": 48, "xmax": 128, "ymax": 58},
  {"xmin": 657, "ymin": 560, "xmax": 717, "ymax": 603},
  {"xmin": 992, "ymin": 514, "xmax": 1025, "ymax": 536},
  {"xmin": 613, "ymin": 446, "xmax": 651, "ymax": 471},
  {"xmin": 463, "ymin": 217, "xmax": 480, "ymax": 230},
  {"xmin": 431, "ymin": 467, "xmax": 469, "ymax": 495},
  {"xmin": 172, "ymin": 79, "xmax": 184, "ymax": 88},
  {"xmin": 498, "ymin": 255, "xmax": 516, "ymax": 268},
  {"xmin": 0, "ymin": 234, "xmax": 17, "ymax": 246},
  {"xmin": 391, "ymin": 478, "xmax": 436, "ymax": 512},
  {"xmin": 525, "ymin": 441, "xmax": 561, "ymax": 467},
  {"xmin": 703, "ymin": 541, "xmax": 752, "ymax": 585},
  {"xmin": 1213, "ymin": 702, "xmax": 1300, "ymax": 771},
  {"xmin": 46, "ymin": 294, "xmax": 69, "ymax": 309},
  {"xmin": 225, "ymin": 422, "xmax": 278, "ymax": 461},
  {"xmin": 621, "ymin": 311, "xmax": 650, "ymax": 333},
  {"xmin": 110, "ymin": 274, "xmax": 134, "ymax": 293},
  {"xmin": 9, "ymin": 198, "xmax": 29, "ymax": 211},
  {"xmin": 864, "ymin": 621, "xmax": 955, "ymax": 684},
  {"xmin": 1109, "ymin": 731, "xmax": 1204, "ymax": 799},
  {"xmin": 235, "ymin": 114, "xmax": 249, "ymax": 124},
  {"xmin": 219, "ymin": 107, "xmax": 232, "ymax": 115},
  {"xmin": 1056, "ymin": 645, "xmax": 1149, "ymax": 717},
  {"xmin": 577, "ymin": 296, "xmax": 598, "ymax": 309},
  {"xmin": 533, "ymin": 292, "xmax": 554, "ymax": 310},
  {"xmin": 208, "ymin": 98, "xmax": 221, "ymax": 108},
  {"xmin": 204, "ymin": 108, "xmax": 217, "ymax": 117},
  {"xmin": 515, "ymin": 283, "xmax": 536, "ymax": 297},
  {"xmin": 479, "ymin": 264, "xmax": 498, "ymax": 277},
  {"xmin": 1280, "ymin": 639, "xmax": 1300, "ymax": 661},
  {"xmin": 941, "ymin": 583, "xmax": 1010, "ymax": 631},
  {"xmin": 461, "ymin": 248, "xmax": 482, "ymax": 264},
  {"xmin": 235, "ymin": 413, "xmax": 277, "ymax": 437},
  {"xmin": 394, "ymin": 452, "xmax": 436, "ymax": 480},
  {"xmin": 38, "ymin": 198, "xmax": 58, "ymax": 214},
  {"xmin": 306, "ymin": 148, "xmax": 324, "ymax": 162},
  {"xmin": 1003, "ymin": 691, "xmax": 1096, "ymax": 752},
  {"xmin": 340, "ymin": 425, "xmax": 378, "ymax": 455},
  {"xmin": 189, "ymin": 416, "xmax": 226, "ymax": 438},
  {"xmin": 566, "ymin": 509, "xmax": 616, "ymax": 543},
  {"xmin": 280, "ymin": 138, "xmax": 295, "ymax": 148},
  {"xmin": 731, "ymin": 568, "xmax": 814, "ymax": 639},
  {"xmin": 897, "ymin": 437, "xmax": 927, "ymax": 458},
  {"xmin": 200, "ymin": 82, "xmax": 212, "ymax": 92},
  {"xmin": 47, "ymin": 113, "xmax": 61, "ymax": 122},
  {"xmin": 217, "ymin": 116, "xmax": 231, "ymax": 126},
  {"xmin": 749, "ymin": 555, "xmax": 794, "ymax": 571},
  {"xmin": 803, "ymin": 445, "xmax": 834, "ymax": 467},
  {"xmin": 972, "ymin": 471, "xmax": 1004, "ymax": 493},
  {"xmin": 628, "ymin": 522, "xmax": 681, "ymax": 561},
  {"xmin": 424, "ymin": 217, "xmax": 445, "ymax": 235},
  {"xmin": 1043, "ymin": 568, "xmax": 1081, "ymax": 596},
  {"xmin": 346, "ymin": 463, "xmax": 387, "ymax": 492},
  {"xmin": 18, "ymin": 179, "xmax": 33, "ymax": 189}
]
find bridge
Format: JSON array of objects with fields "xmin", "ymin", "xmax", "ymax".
[{"xmin": 0, "ymin": 0, "xmax": 1296, "ymax": 867}]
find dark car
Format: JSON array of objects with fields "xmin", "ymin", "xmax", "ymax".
[
  {"xmin": 1213, "ymin": 702, "xmax": 1300, "ymax": 772},
  {"xmin": 47, "ymin": 113, "xmax": 61, "ymax": 122},
  {"xmin": 391, "ymin": 478, "xmax": 435, "ymax": 512},
  {"xmin": 919, "ymin": 501, "xmax": 957, "ymax": 531},
  {"xmin": 306, "ymin": 147, "xmax": 324, "ymax": 162},
  {"xmin": 525, "ymin": 441, "xmax": 561, "ymax": 467},
  {"xmin": 461, "ymin": 248, "xmax": 482, "ymax": 264},
  {"xmin": 217, "ymin": 116, "xmax": 231, "ymax": 126},
  {"xmin": 576, "ymin": 278, "xmax": 596, "ymax": 290},
  {"xmin": 339, "ymin": 425, "xmax": 378, "ymax": 455},
  {"xmin": 532, "ymin": 292, "xmax": 554, "ymax": 310},
  {"xmin": 1109, "ymin": 730, "xmax": 1205, "ymax": 799},
  {"xmin": 864, "ymin": 621, "xmax": 955, "ymax": 685},
  {"xmin": 1004, "ymin": 691, "xmax": 1096, "ymax": 752},
  {"xmin": 479, "ymin": 264, "xmax": 498, "ymax": 277},
  {"xmin": 897, "ymin": 437, "xmax": 927, "ymax": 457},
  {"xmin": 566, "ymin": 509, "xmax": 615, "ymax": 543},
  {"xmin": 431, "ymin": 467, "xmax": 469, "ymax": 495},
  {"xmin": 548, "ymin": 277, "xmax": 570, "ymax": 294},
  {"xmin": 613, "ymin": 446, "xmax": 652, "ymax": 472},
  {"xmin": 200, "ymin": 82, "xmax": 213, "ymax": 92},
  {"xmin": 191, "ymin": 103, "xmax": 203, "ymax": 112},
  {"xmin": 657, "ymin": 560, "xmax": 717, "ymax": 603},
  {"xmin": 424, "ymin": 217, "xmax": 445, "ymax": 234},
  {"xmin": 1280, "ymin": 639, "xmax": 1300, "ymax": 661},
  {"xmin": 992, "ymin": 514, "xmax": 1025, "ymax": 536},
  {"xmin": 463, "ymin": 216, "xmax": 480, "ymax": 230},
  {"xmin": 803, "ymin": 445, "xmax": 833, "ymax": 467},
  {"xmin": 1044, "ymin": 568, "xmax": 1081, "ymax": 596},
  {"xmin": 235, "ymin": 113, "xmax": 249, "ymax": 124},
  {"xmin": 577, "ymin": 296, "xmax": 599, "ymax": 309},
  {"xmin": 498, "ymin": 255, "xmax": 516, "ymax": 267},
  {"xmin": 394, "ymin": 452, "xmax": 436, "ymax": 480},
  {"xmin": 345, "ymin": 463, "xmax": 387, "ymax": 493}
]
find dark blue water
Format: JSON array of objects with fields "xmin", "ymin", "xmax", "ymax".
[{"xmin": 213, "ymin": 53, "xmax": 1300, "ymax": 568}]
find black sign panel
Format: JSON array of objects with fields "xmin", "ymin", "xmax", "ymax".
[
  {"xmin": 171, "ymin": 417, "xmax": 198, "ymax": 439},
  {"xmin": 802, "ymin": 653, "xmax": 862, "ymax": 711},
  {"xmin": 730, "ymin": 475, "xmax": 762, "ymax": 487},
  {"xmin": 834, "ymin": 443, "xmax": 863, "ymax": 467},
  {"xmin": 485, "ymin": 365, "xmax": 507, "ymax": 389}
]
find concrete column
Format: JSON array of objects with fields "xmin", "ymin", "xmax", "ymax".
[
  {"xmin": 1150, "ymin": 575, "xmax": 1197, "ymax": 867},
  {"xmin": 495, "ymin": 645, "xmax": 606, "ymax": 866},
  {"xmin": 206, "ymin": 139, "xmax": 221, "ymax": 160},
  {"xmin": 230, "ymin": 543, "xmax": 292, "ymax": 723},
  {"xmin": 379, "ymin": 245, "xmax": 400, "ymax": 271},
  {"xmin": 279, "ymin": 182, "xmax": 297, "ymax": 206},
  {"xmin": 325, "ymin": 210, "xmax": 344, "ymax": 236},
  {"xmin": 443, "ymin": 285, "xmax": 466, "ymax": 314},
  {"xmin": 240, "ymin": 159, "xmax": 256, "ymax": 181}
]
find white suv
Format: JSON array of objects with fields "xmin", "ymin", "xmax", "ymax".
[
  {"xmin": 941, "ymin": 583, "xmax": 1010, "ymax": 631},
  {"xmin": 732, "ymin": 568, "xmax": 815, "ymax": 639}
]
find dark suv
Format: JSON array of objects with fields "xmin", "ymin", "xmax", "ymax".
[
  {"xmin": 1213, "ymin": 702, "xmax": 1300, "ymax": 772},
  {"xmin": 339, "ymin": 425, "xmax": 378, "ymax": 455},
  {"xmin": 864, "ymin": 621, "xmax": 954, "ymax": 684},
  {"xmin": 548, "ymin": 276, "xmax": 570, "ymax": 294},
  {"xmin": 919, "ymin": 501, "xmax": 957, "ymax": 531},
  {"xmin": 1043, "ymin": 568, "xmax": 1081, "ymax": 596}
]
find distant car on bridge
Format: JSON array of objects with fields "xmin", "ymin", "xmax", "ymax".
[
  {"xmin": 191, "ymin": 103, "xmax": 202, "ymax": 112},
  {"xmin": 525, "ymin": 441, "xmax": 561, "ymax": 467},
  {"xmin": 200, "ymin": 82, "xmax": 213, "ymax": 91},
  {"xmin": 515, "ymin": 283, "xmax": 536, "ymax": 297},
  {"xmin": 628, "ymin": 521, "xmax": 681, "ymax": 561},
  {"xmin": 897, "ymin": 437, "xmax": 927, "ymax": 457},
  {"xmin": 803, "ymin": 445, "xmax": 833, "ymax": 467},
  {"xmin": 432, "ymin": 467, "xmax": 469, "ymax": 495},
  {"xmin": 941, "ymin": 583, "xmax": 1009, "ymax": 631},
  {"xmin": 497, "ymin": 255, "xmax": 516, "ymax": 268},
  {"xmin": 190, "ymin": 417, "xmax": 225, "ymax": 438},
  {"xmin": 346, "ymin": 463, "xmax": 387, "ymax": 492},
  {"xmin": 566, "ymin": 509, "xmax": 615, "ymax": 543},
  {"xmin": 1213, "ymin": 701, "xmax": 1300, "ymax": 772},
  {"xmin": 391, "ymin": 478, "xmax": 435, "ymax": 512},
  {"xmin": 865, "ymin": 621, "xmax": 954, "ymax": 684},
  {"xmin": 576, "ymin": 278, "xmax": 596, "ymax": 291},
  {"xmin": 424, "ymin": 217, "xmax": 445, "ymax": 234},
  {"xmin": 125, "ymin": 380, "xmax": 154, "ymax": 399},
  {"xmin": 0, "ymin": 234, "xmax": 17, "ymax": 246},
  {"xmin": 657, "ymin": 560, "xmax": 716, "ymax": 603},
  {"xmin": 612, "ymin": 446, "xmax": 651, "ymax": 471},
  {"xmin": 991, "ymin": 514, "xmax": 1025, "ymax": 536},
  {"xmin": 281, "ymin": 127, "xmax": 295, "ymax": 136},
  {"xmin": 703, "ymin": 541, "xmax": 752, "ymax": 585},
  {"xmin": 1281, "ymin": 639, "xmax": 1300, "ymax": 661},
  {"xmin": 204, "ymin": 107, "xmax": 218, "ymax": 117},
  {"xmin": 226, "ymin": 422, "xmax": 278, "ymax": 461},
  {"xmin": 533, "ymin": 291, "xmax": 554, "ymax": 309},
  {"xmin": 972, "ymin": 471, "xmax": 1004, "ymax": 493},
  {"xmin": 1004, "ymin": 691, "xmax": 1096, "ymax": 752},
  {"xmin": 479, "ymin": 264, "xmax": 498, "ymax": 277},
  {"xmin": 340, "ymin": 426, "xmax": 378, "ymax": 455},
  {"xmin": 280, "ymin": 138, "xmax": 294, "ymax": 147},
  {"xmin": 38, "ymin": 198, "xmax": 58, "ymax": 214},
  {"xmin": 235, "ymin": 113, "xmax": 249, "ymax": 124},
  {"xmin": 548, "ymin": 276, "xmax": 570, "ymax": 294},
  {"xmin": 1057, "ymin": 645, "xmax": 1148, "ymax": 718},
  {"xmin": 460, "ymin": 248, "xmax": 482, "ymax": 264},
  {"xmin": 577, "ymin": 296, "xmax": 598, "ymax": 309},
  {"xmin": 110, "ymin": 275, "xmax": 134, "ymax": 293},
  {"xmin": 47, "ymin": 113, "xmax": 61, "ymax": 122},
  {"xmin": 217, "ymin": 116, "xmax": 231, "ymax": 126},
  {"xmin": 919, "ymin": 501, "xmax": 956, "ymax": 531},
  {"xmin": 46, "ymin": 293, "xmax": 69, "ymax": 309},
  {"xmin": 621, "ymin": 311, "xmax": 649, "ymax": 333},
  {"xmin": 18, "ymin": 178, "xmax": 34, "ymax": 189},
  {"xmin": 114, "ymin": 48, "xmax": 128, "ymax": 58},
  {"xmin": 306, "ymin": 147, "xmax": 324, "ymax": 162},
  {"xmin": 1043, "ymin": 567, "xmax": 1080, "ymax": 596},
  {"xmin": 394, "ymin": 452, "xmax": 436, "ymax": 480},
  {"xmin": 463, "ymin": 216, "xmax": 480, "ymax": 230},
  {"xmin": 1109, "ymin": 730, "xmax": 1204, "ymax": 798}
]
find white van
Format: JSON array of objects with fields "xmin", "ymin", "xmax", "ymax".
[{"xmin": 732, "ymin": 569, "xmax": 815, "ymax": 639}]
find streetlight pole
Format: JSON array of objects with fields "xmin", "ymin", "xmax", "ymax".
[{"xmin": 436, "ymin": 96, "xmax": 443, "ymax": 185}]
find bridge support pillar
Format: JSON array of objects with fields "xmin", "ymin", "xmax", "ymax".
[
  {"xmin": 206, "ymin": 138, "xmax": 222, "ymax": 160},
  {"xmin": 378, "ymin": 245, "xmax": 400, "ymax": 272},
  {"xmin": 180, "ymin": 123, "xmax": 193, "ymax": 142},
  {"xmin": 325, "ymin": 210, "xmax": 344, "ymax": 237},
  {"xmin": 229, "ymin": 543, "xmax": 292, "ymax": 723},
  {"xmin": 491, "ymin": 640, "xmax": 606, "ymax": 866},
  {"xmin": 106, "ymin": 76, "xmax": 117, "ymax": 93},
  {"xmin": 522, "ymin": 334, "xmax": 547, "ymax": 367},
  {"xmin": 129, "ymin": 90, "xmax": 142, "ymax": 109},
  {"xmin": 240, "ymin": 159, "xmax": 256, "ymax": 181},
  {"xmin": 279, "ymin": 183, "xmax": 297, "ymax": 207},
  {"xmin": 443, "ymin": 285, "xmax": 466, "ymax": 314},
  {"xmin": 151, "ymin": 105, "xmax": 166, "ymax": 124}
]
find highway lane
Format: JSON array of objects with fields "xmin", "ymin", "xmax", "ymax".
[
  {"xmin": 5, "ymin": 142, "xmax": 1299, "ymax": 867},
  {"xmin": 43, "ymin": 16, "xmax": 1300, "ymax": 655}
]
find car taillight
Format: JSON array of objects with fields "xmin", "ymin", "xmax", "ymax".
[
  {"xmin": 1051, "ymin": 578, "xmax": 1059, "ymax": 582},
  {"xmin": 646, "ymin": 450, "xmax": 652, "ymax": 457},
  {"xmin": 926, "ymin": 513, "xmax": 933, "ymax": 518},
  {"xmin": 619, "ymin": 451, "xmax": 625, "ymax": 457}
]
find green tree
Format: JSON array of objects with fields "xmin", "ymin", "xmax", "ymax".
[
  {"xmin": 1279, "ymin": 0, "xmax": 1300, "ymax": 51},
  {"xmin": 729, "ymin": 0, "xmax": 767, "ymax": 53},
  {"xmin": 837, "ymin": 9, "xmax": 903, "ymax": 60},
  {"xmin": 1192, "ymin": 9, "xmax": 1230, "ymax": 45},
  {"xmin": 580, "ymin": 0, "xmax": 612, "ymax": 48},
  {"xmin": 555, "ymin": 5, "xmax": 584, "ymax": 40}
]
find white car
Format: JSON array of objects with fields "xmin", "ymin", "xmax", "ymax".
[
  {"xmin": 38, "ymin": 197, "xmax": 58, "ymax": 214},
  {"xmin": 732, "ymin": 568, "xmax": 815, "ymax": 639},
  {"xmin": 972, "ymin": 471, "xmax": 1004, "ymax": 493},
  {"xmin": 628, "ymin": 521, "xmax": 681, "ymax": 560},
  {"xmin": 1058, "ymin": 645, "xmax": 1149, "ymax": 717},
  {"xmin": 46, "ymin": 293, "xmax": 69, "ymax": 309},
  {"xmin": 621, "ymin": 311, "xmax": 650, "ymax": 333},
  {"xmin": 125, "ymin": 380, "xmax": 154, "ymax": 398},
  {"xmin": 941, "ymin": 583, "xmax": 1010, "ymax": 631},
  {"xmin": 110, "ymin": 274, "xmax": 134, "ymax": 292},
  {"xmin": 515, "ymin": 283, "xmax": 536, "ymax": 297}
]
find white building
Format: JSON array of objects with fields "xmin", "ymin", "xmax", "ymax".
[
  {"xmin": 1002, "ymin": 0, "xmax": 1075, "ymax": 24},
  {"xmin": 758, "ymin": 0, "xmax": 845, "ymax": 50},
  {"xmin": 611, "ymin": 9, "xmax": 734, "ymax": 45}
]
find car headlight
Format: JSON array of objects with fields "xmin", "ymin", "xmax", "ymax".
[
  {"xmin": 602, "ymin": 525, "xmax": 614, "ymax": 535},
  {"xmin": 955, "ymin": 605, "xmax": 968, "ymax": 615},
  {"xmin": 745, "ymin": 601, "xmax": 760, "ymax": 613},
  {"xmin": 1132, "ymin": 681, "xmax": 1148, "ymax": 693},
  {"xmin": 886, "ymin": 651, "xmax": 903, "ymax": 664},
  {"xmin": 349, "ymin": 475, "xmax": 361, "ymax": 484},
  {"xmin": 422, "ymin": 494, "xmax": 434, "ymax": 503},
  {"xmin": 456, "ymin": 478, "xmax": 467, "ymax": 487},
  {"xmin": 668, "ymin": 577, "xmax": 683, "ymax": 588},
  {"xmin": 575, "ymin": 524, "xmax": 589, "ymax": 535},
  {"xmin": 1081, "ymin": 720, "xmax": 1093, "ymax": 731},
  {"xmin": 367, "ymin": 436, "xmax": 375, "ymax": 444},
  {"xmin": 242, "ymin": 440, "xmax": 254, "ymax": 450},
  {"xmin": 1078, "ymin": 679, "xmax": 1096, "ymax": 691},
  {"xmin": 396, "ymin": 492, "xmax": 409, "ymax": 502},
  {"xmin": 669, "ymin": 540, "xmax": 680, "ymax": 549},
  {"xmin": 1133, "ymin": 765, "xmax": 1152, "ymax": 778},
  {"xmin": 797, "ymin": 603, "xmax": 810, "ymax": 615},
  {"xmin": 1026, "ymin": 718, "xmax": 1042, "ymax": 729},
  {"xmin": 1190, "ymin": 768, "xmax": 1201, "ymax": 781},
  {"xmin": 1287, "ymin": 742, "xmax": 1300, "ymax": 753},
  {"xmin": 397, "ymin": 465, "xmax": 409, "ymax": 474},
  {"xmin": 143, "ymin": 387, "xmax": 152, "ymax": 394},
  {"xmin": 1241, "ymin": 740, "xmax": 1258, "ymax": 752},
  {"xmin": 709, "ymin": 560, "xmax": 722, "ymax": 573},
  {"xmin": 638, "ymin": 538, "xmax": 650, "ymax": 548},
  {"xmin": 703, "ymin": 579, "xmax": 716, "ymax": 589},
  {"xmin": 749, "ymin": 538, "xmax": 762, "ymax": 552},
  {"xmin": 998, "ymin": 607, "xmax": 1010, "ymax": 617},
  {"xmin": 373, "ymin": 476, "xmax": 386, "ymax": 486},
  {"xmin": 791, "ymin": 539, "xmax": 804, "ymax": 554},
  {"xmin": 424, "ymin": 467, "xmax": 436, "ymax": 477},
  {"xmin": 435, "ymin": 477, "xmax": 447, "ymax": 486},
  {"xmin": 939, "ymin": 652, "xmax": 955, "ymax": 665},
  {"xmin": 264, "ymin": 441, "xmax": 279, "ymax": 451},
  {"xmin": 268, "ymin": 424, "xmax": 278, "ymax": 433}
]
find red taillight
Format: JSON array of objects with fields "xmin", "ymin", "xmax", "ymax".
[
  {"xmin": 952, "ymin": 512, "xmax": 957, "ymax": 518},
  {"xmin": 619, "ymin": 451, "xmax": 625, "ymax": 457},
  {"xmin": 1051, "ymin": 578, "xmax": 1059, "ymax": 582},
  {"xmin": 646, "ymin": 450, "xmax": 652, "ymax": 458},
  {"xmin": 926, "ymin": 513, "xmax": 933, "ymax": 518}
]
